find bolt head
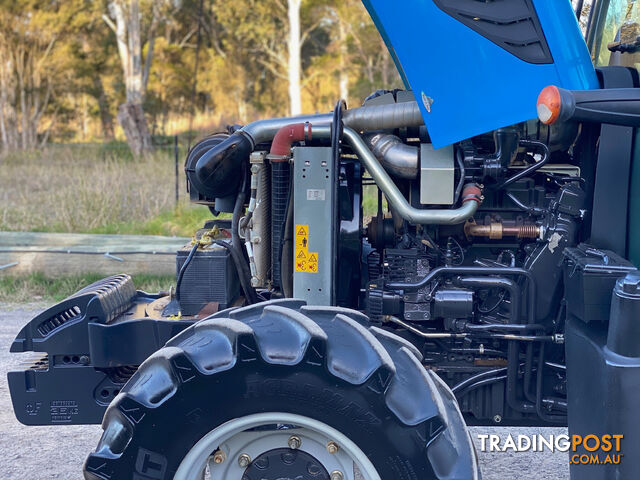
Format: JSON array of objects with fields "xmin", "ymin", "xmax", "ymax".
[
  {"xmin": 288, "ymin": 435, "xmax": 302, "ymax": 450},
  {"xmin": 212, "ymin": 450, "xmax": 226, "ymax": 464},
  {"xmin": 620, "ymin": 271, "xmax": 640, "ymax": 294},
  {"xmin": 326, "ymin": 441, "xmax": 339, "ymax": 454},
  {"xmin": 330, "ymin": 471, "xmax": 344, "ymax": 480},
  {"xmin": 238, "ymin": 453, "xmax": 251, "ymax": 468}
]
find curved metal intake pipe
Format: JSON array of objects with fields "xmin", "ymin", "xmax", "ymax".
[
  {"xmin": 364, "ymin": 132, "xmax": 418, "ymax": 179},
  {"xmin": 341, "ymin": 127, "xmax": 481, "ymax": 225}
]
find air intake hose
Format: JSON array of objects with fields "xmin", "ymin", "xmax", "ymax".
[{"xmin": 191, "ymin": 133, "xmax": 252, "ymax": 199}]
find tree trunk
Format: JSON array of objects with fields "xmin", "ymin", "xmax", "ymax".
[
  {"xmin": 117, "ymin": 102, "xmax": 152, "ymax": 157},
  {"xmin": 0, "ymin": 67, "xmax": 18, "ymax": 150},
  {"xmin": 93, "ymin": 75, "xmax": 115, "ymax": 140},
  {"xmin": 18, "ymin": 61, "xmax": 28, "ymax": 149},
  {"xmin": 381, "ymin": 38, "xmax": 390, "ymax": 87},
  {"xmin": 0, "ymin": 66, "xmax": 8, "ymax": 153},
  {"xmin": 127, "ymin": 0, "xmax": 143, "ymax": 105},
  {"xmin": 287, "ymin": 0, "xmax": 302, "ymax": 116},
  {"xmin": 106, "ymin": 0, "xmax": 153, "ymax": 156},
  {"xmin": 338, "ymin": 20, "xmax": 349, "ymax": 103}
]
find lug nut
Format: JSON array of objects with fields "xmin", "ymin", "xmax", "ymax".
[
  {"xmin": 238, "ymin": 453, "xmax": 251, "ymax": 468},
  {"xmin": 330, "ymin": 471, "xmax": 344, "ymax": 480},
  {"xmin": 288, "ymin": 435, "xmax": 302, "ymax": 450},
  {"xmin": 326, "ymin": 441, "xmax": 339, "ymax": 454},
  {"xmin": 212, "ymin": 450, "xmax": 226, "ymax": 464}
]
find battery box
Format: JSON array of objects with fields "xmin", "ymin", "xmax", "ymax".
[{"xmin": 176, "ymin": 235, "xmax": 240, "ymax": 316}]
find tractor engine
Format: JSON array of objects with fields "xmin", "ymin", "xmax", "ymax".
[{"xmin": 181, "ymin": 90, "xmax": 612, "ymax": 426}]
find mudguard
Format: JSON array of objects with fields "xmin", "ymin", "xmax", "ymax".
[{"xmin": 363, "ymin": 0, "xmax": 599, "ymax": 148}]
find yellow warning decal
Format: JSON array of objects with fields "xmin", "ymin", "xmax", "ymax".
[{"xmin": 295, "ymin": 224, "xmax": 318, "ymax": 273}]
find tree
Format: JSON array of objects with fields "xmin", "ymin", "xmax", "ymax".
[
  {"xmin": 288, "ymin": 0, "xmax": 302, "ymax": 115},
  {"xmin": 0, "ymin": 0, "xmax": 72, "ymax": 151},
  {"xmin": 102, "ymin": 0, "xmax": 177, "ymax": 155},
  {"xmin": 0, "ymin": 0, "xmax": 402, "ymax": 149},
  {"xmin": 65, "ymin": 5, "xmax": 120, "ymax": 142},
  {"xmin": 215, "ymin": 0, "xmax": 329, "ymax": 118}
]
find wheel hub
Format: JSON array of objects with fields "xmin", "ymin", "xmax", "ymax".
[
  {"xmin": 174, "ymin": 413, "xmax": 381, "ymax": 480},
  {"xmin": 242, "ymin": 447, "xmax": 330, "ymax": 479}
]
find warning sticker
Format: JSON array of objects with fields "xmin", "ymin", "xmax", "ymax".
[{"xmin": 295, "ymin": 224, "xmax": 318, "ymax": 273}]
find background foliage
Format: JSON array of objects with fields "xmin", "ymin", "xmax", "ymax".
[{"xmin": 0, "ymin": 0, "xmax": 403, "ymax": 148}]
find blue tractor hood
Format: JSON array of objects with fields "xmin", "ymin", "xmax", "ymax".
[{"xmin": 362, "ymin": 0, "xmax": 599, "ymax": 149}]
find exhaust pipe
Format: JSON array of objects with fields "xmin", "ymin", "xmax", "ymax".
[{"xmin": 193, "ymin": 101, "xmax": 423, "ymax": 189}]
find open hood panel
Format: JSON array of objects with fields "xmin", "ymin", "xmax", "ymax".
[{"xmin": 363, "ymin": 0, "xmax": 599, "ymax": 148}]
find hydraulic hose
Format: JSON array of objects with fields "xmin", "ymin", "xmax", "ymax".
[
  {"xmin": 452, "ymin": 367, "xmax": 508, "ymax": 394},
  {"xmin": 386, "ymin": 265, "xmax": 536, "ymax": 297},
  {"xmin": 454, "ymin": 276, "xmax": 521, "ymax": 322},
  {"xmin": 455, "ymin": 374, "xmax": 508, "ymax": 398},
  {"xmin": 536, "ymin": 343, "xmax": 567, "ymax": 423},
  {"xmin": 210, "ymin": 240, "xmax": 259, "ymax": 305},
  {"xmin": 231, "ymin": 169, "xmax": 259, "ymax": 304},
  {"xmin": 497, "ymin": 139, "xmax": 551, "ymax": 190}
]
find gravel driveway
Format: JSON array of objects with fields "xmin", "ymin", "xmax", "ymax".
[{"xmin": 0, "ymin": 305, "xmax": 569, "ymax": 479}]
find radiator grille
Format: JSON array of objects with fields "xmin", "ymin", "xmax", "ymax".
[{"xmin": 37, "ymin": 306, "xmax": 81, "ymax": 336}]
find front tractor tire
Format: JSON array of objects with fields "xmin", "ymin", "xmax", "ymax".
[{"xmin": 84, "ymin": 300, "xmax": 479, "ymax": 480}]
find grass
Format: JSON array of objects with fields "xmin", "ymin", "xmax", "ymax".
[
  {"xmin": 1, "ymin": 145, "xmax": 381, "ymax": 236},
  {"xmin": 0, "ymin": 272, "xmax": 175, "ymax": 303},
  {"xmin": 0, "ymin": 145, "xmax": 214, "ymax": 236},
  {"xmin": 89, "ymin": 203, "xmax": 218, "ymax": 237}
]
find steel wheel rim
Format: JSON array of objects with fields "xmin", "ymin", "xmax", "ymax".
[{"xmin": 174, "ymin": 412, "xmax": 381, "ymax": 480}]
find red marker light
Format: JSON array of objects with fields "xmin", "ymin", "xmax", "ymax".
[{"xmin": 537, "ymin": 85, "xmax": 562, "ymax": 125}]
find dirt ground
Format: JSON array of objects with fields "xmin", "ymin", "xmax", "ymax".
[{"xmin": 0, "ymin": 304, "xmax": 570, "ymax": 479}]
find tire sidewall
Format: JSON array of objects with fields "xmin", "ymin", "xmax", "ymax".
[{"xmin": 118, "ymin": 360, "xmax": 435, "ymax": 480}]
